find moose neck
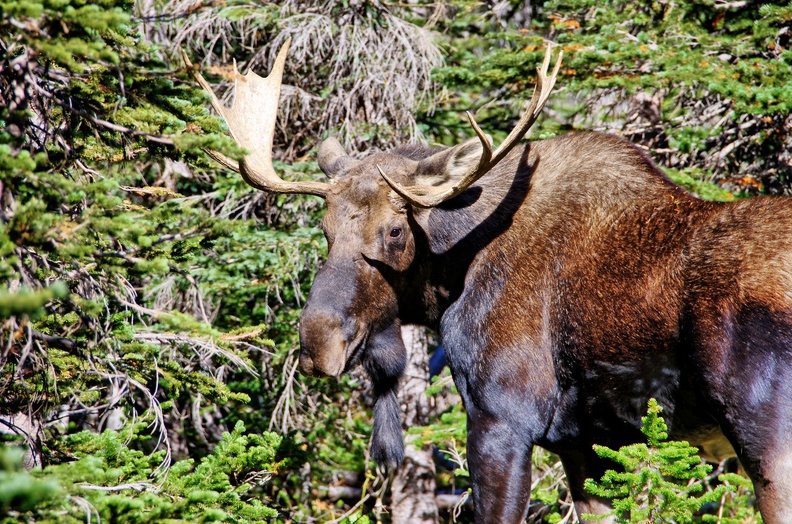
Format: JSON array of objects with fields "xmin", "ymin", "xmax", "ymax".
[{"xmin": 398, "ymin": 145, "xmax": 536, "ymax": 329}]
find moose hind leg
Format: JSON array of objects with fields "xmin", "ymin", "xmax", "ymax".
[
  {"xmin": 709, "ymin": 370, "xmax": 792, "ymax": 522},
  {"xmin": 730, "ymin": 395, "xmax": 792, "ymax": 524},
  {"xmin": 752, "ymin": 449, "xmax": 792, "ymax": 523},
  {"xmin": 558, "ymin": 450, "xmax": 616, "ymax": 524},
  {"xmin": 691, "ymin": 301, "xmax": 792, "ymax": 523}
]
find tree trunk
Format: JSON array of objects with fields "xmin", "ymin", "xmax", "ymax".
[
  {"xmin": 0, "ymin": 412, "xmax": 43, "ymax": 468},
  {"xmin": 391, "ymin": 324, "xmax": 438, "ymax": 524}
]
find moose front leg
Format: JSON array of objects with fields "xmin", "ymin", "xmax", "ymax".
[{"xmin": 467, "ymin": 414, "xmax": 534, "ymax": 523}]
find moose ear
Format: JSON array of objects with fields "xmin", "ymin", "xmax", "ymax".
[
  {"xmin": 414, "ymin": 136, "xmax": 488, "ymax": 187},
  {"xmin": 317, "ymin": 137, "xmax": 360, "ymax": 179}
]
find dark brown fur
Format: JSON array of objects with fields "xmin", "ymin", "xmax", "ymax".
[{"xmin": 299, "ymin": 132, "xmax": 792, "ymax": 523}]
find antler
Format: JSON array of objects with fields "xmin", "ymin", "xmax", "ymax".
[
  {"xmin": 183, "ymin": 40, "xmax": 329, "ymax": 198},
  {"xmin": 379, "ymin": 44, "xmax": 562, "ymax": 208}
]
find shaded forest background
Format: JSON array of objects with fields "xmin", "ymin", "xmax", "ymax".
[{"xmin": 1, "ymin": 0, "xmax": 791, "ymax": 522}]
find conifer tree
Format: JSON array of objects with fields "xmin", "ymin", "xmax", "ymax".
[
  {"xmin": 583, "ymin": 400, "xmax": 745, "ymax": 523},
  {"xmin": 1, "ymin": 0, "xmax": 258, "ymax": 463}
]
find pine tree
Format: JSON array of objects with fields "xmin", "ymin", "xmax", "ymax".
[
  {"xmin": 583, "ymin": 399, "xmax": 742, "ymax": 523},
  {"xmin": 428, "ymin": 0, "xmax": 792, "ymax": 193},
  {"xmin": 0, "ymin": 420, "xmax": 289, "ymax": 523}
]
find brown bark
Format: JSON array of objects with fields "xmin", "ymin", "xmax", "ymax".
[{"xmin": 390, "ymin": 324, "xmax": 438, "ymax": 524}]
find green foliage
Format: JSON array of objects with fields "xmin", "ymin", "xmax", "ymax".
[
  {"xmin": 0, "ymin": 283, "xmax": 69, "ymax": 319},
  {"xmin": 583, "ymin": 400, "xmax": 756, "ymax": 523},
  {"xmin": 338, "ymin": 512, "xmax": 371, "ymax": 524},
  {"xmin": 409, "ymin": 375, "xmax": 468, "ymax": 479},
  {"xmin": 0, "ymin": 0, "xmax": 370, "ymax": 521},
  {"xmin": 1, "ymin": 421, "xmax": 284, "ymax": 523},
  {"xmin": 425, "ymin": 0, "xmax": 792, "ymax": 193},
  {"xmin": 0, "ymin": 447, "xmax": 61, "ymax": 515},
  {"xmin": 701, "ymin": 473, "xmax": 762, "ymax": 524},
  {"xmin": 664, "ymin": 168, "xmax": 738, "ymax": 203},
  {"xmin": 2, "ymin": 0, "xmax": 786, "ymax": 522}
]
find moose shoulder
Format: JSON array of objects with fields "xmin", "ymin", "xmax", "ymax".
[{"xmin": 186, "ymin": 41, "xmax": 792, "ymax": 523}]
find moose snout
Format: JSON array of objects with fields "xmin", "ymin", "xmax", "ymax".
[
  {"xmin": 298, "ymin": 306, "xmax": 353, "ymax": 378},
  {"xmin": 297, "ymin": 351, "xmax": 316, "ymax": 377}
]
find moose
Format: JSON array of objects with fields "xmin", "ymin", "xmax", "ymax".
[{"xmin": 185, "ymin": 40, "xmax": 792, "ymax": 523}]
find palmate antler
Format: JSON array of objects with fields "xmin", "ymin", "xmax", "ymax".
[
  {"xmin": 378, "ymin": 45, "xmax": 563, "ymax": 208},
  {"xmin": 186, "ymin": 39, "xmax": 560, "ymax": 207},
  {"xmin": 182, "ymin": 40, "xmax": 329, "ymax": 197}
]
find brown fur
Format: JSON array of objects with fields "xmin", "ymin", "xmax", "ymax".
[{"xmin": 298, "ymin": 131, "xmax": 792, "ymax": 523}]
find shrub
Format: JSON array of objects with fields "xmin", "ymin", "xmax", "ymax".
[
  {"xmin": 583, "ymin": 399, "xmax": 759, "ymax": 523},
  {"xmin": 1, "ymin": 420, "xmax": 285, "ymax": 523}
]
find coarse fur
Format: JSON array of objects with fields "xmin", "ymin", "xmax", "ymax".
[{"xmin": 298, "ymin": 131, "xmax": 792, "ymax": 523}]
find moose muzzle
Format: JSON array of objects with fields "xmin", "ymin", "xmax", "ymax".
[
  {"xmin": 298, "ymin": 309, "xmax": 348, "ymax": 377},
  {"xmin": 299, "ymin": 301, "xmax": 369, "ymax": 377}
]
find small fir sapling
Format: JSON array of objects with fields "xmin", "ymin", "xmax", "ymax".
[{"xmin": 583, "ymin": 399, "xmax": 753, "ymax": 523}]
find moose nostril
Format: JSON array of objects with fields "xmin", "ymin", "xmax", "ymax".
[{"xmin": 298, "ymin": 351, "xmax": 315, "ymax": 377}]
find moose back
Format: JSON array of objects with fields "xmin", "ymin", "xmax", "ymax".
[{"xmin": 186, "ymin": 41, "xmax": 792, "ymax": 523}]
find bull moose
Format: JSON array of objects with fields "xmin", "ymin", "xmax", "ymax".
[{"xmin": 185, "ymin": 40, "xmax": 792, "ymax": 523}]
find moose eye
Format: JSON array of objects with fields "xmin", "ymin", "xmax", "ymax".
[{"xmin": 388, "ymin": 227, "xmax": 403, "ymax": 239}]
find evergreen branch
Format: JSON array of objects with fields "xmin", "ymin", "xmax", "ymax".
[
  {"xmin": 28, "ymin": 74, "xmax": 176, "ymax": 147},
  {"xmin": 74, "ymin": 112, "xmax": 176, "ymax": 147},
  {"xmin": 133, "ymin": 332, "xmax": 257, "ymax": 376},
  {"xmin": 30, "ymin": 329, "xmax": 82, "ymax": 355},
  {"xmin": 94, "ymin": 229, "xmax": 199, "ymax": 260},
  {"xmin": 77, "ymin": 482, "xmax": 158, "ymax": 492},
  {"xmin": 134, "ymin": 0, "xmax": 226, "ymax": 23},
  {"xmin": 713, "ymin": 0, "xmax": 748, "ymax": 9}
]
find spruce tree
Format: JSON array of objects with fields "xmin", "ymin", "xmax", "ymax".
[
  {"xmin": 428, "ymin": 0, "xmax": 792, "ymax": 193},
  {"xmin": 583, "ymin": 399, "xmax": 746, "ymax": 523}
]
